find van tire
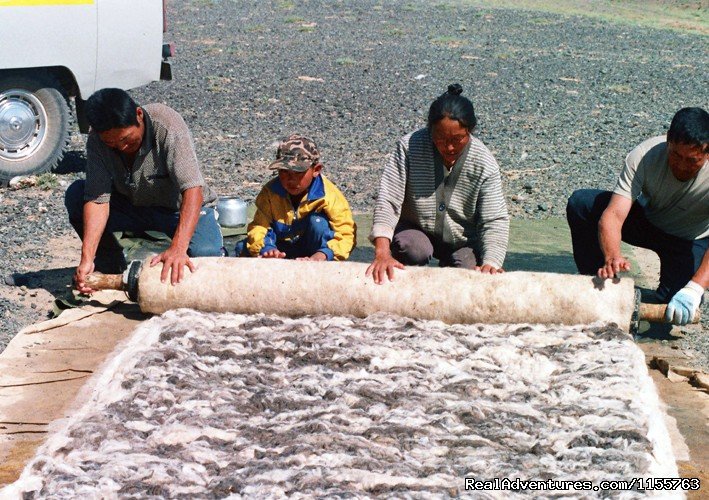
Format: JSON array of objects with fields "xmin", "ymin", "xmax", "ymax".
[{"xmin": 0, "ymin": 73, "xmax": 71, "ymax": 184}]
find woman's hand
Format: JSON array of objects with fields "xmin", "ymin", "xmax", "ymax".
[
  {"xmin": 366, "ymin": 237, "xmax": 404, "ymax": 284},
  {"xmin": 366, "ymin": 254, "xmax": 405, "ymax": 284},
  {"xmin": 475, "ymin": 264, "xmax": 504, "ymax": 274}
]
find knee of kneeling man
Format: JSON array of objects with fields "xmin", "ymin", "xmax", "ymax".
[
  {"xmin": 566, "ymin": 189, "xmax": 591, "ymax": 217},
  {"xmin": 188, "ymin": 242, "xmax": 223, "ymax": 257},
  {"xmin": 64, "ymin": 180, "xmax": 86, "ymax": 219},
  {"xmin": 566, "ymin": 189, "xmax": 584, "ymax": 207}
]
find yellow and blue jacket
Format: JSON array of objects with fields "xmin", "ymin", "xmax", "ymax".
[{"xmin": 247, "ymin": 174, "xmax": 356, "ymax": 260}]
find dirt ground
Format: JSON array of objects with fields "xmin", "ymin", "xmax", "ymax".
[{"xmin": 0, "ymin": 235, "xmax": 80, "ymax": 324}]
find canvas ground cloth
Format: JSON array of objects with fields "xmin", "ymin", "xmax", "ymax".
[{"xmin": 3, "ymin": 309, "xmax": 682, "ymax": 499}]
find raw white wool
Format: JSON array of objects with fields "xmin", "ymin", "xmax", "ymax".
[{"xmin": 4, "ymin": 311, "xmax": 680, "ymax": 499}]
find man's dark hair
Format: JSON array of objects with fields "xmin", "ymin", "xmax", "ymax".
[
  {"xmin": 427, "ymin": 83, "xmax": 477, "ymax": 131},
  {"xmin": 667, "ymin": 107, "xmax": 709, "ymax": 150},
  {"xmin": 85, "ymin": 88, "xmax": 140, "ymax": 132}
]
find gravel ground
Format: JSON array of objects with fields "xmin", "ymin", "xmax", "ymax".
[{"xmin": 1, "ymin": 0, "xmax": 707, "ymax": 359}]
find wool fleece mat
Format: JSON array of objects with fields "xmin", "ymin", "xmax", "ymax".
[{"xmin": 4, "ymin": 310, "xmax": 680, "ymax": 499}]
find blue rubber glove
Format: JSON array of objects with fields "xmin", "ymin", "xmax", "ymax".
[{"xmin": 665, "ymin": 281, "xmax": 704, "ymax": 326}]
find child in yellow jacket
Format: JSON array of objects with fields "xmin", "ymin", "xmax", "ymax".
[{"xmin": 242, "ymin": 134, "xmax": 356, "ymax": 261}]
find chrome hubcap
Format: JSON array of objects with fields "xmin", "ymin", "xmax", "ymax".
[{"xmin": 0, "ymin": 89, "xmax": 47, "ymax": 161}]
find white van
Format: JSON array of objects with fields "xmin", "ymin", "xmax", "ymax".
[{"xmin": 0, "ymin": 0, "xmax": 172, "ymax": 183}]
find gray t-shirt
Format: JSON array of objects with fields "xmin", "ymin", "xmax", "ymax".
[
  {"xmin": 614, "ymin": 135, "xmax": 708, "ymax": 240},
  {"xmin": 84, "ymin": 103, "xmax": 217, "ymax": 210}
]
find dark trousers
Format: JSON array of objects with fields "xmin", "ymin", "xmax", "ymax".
[
  {"xmin": 566, "ymin": 189, "xmax": 708, "ymax": 300},
  {"xmin": 276, "ymin": 213, "xmax": 335, "ymax": 259},
  {"xmin": 235, "ymin": 213, "xmax": 334, "ymax": 259},
  {"xmin": 65, "ymin": 180, "xmax": 223, "ymax": 272},
  {"xmin": 391, "ymin": 224, "xmax": 478, "ymax": 269}
]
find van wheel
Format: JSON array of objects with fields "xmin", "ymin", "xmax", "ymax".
[{"xmin": 0, "ymin": 74, "xmax": 71, "ymax": 184}]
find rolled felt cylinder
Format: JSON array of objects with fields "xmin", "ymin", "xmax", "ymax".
[{"xmin": 124, "ymin": 257, "xmax": 639, "ymax": 331}]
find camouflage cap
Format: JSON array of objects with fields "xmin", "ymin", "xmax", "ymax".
[{"xmin": 268, "ymin": 134, "xmax": 320, "ymax": 172}]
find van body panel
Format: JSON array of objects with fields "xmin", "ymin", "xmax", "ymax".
[
  {"xmin": 0, "ymin": 0, "xmax": 165, "ymax": 97},
  {"xmin": 0, "ymin": 1, "xmax": 98, "ymax": 95},
  {"xmin": 95, "ymin": 0, "xmax": 164, "ymax": 92}
]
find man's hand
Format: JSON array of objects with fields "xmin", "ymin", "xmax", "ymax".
[
  {"xmin": 296, "ymin": 251, "xmax": 327, "ymax": 262},
  {"xmin": 597, "ymin": 194, "xmax": 632, "ymax": 279},
  {"xmin": 74, "ymin": 259, "xmax": 96, "ymax": 294},
  {"xmin": 259, "ymin": 249, "xmax": 286, "ymax": 259},
  {"xmin": 150, "ymin": 246, "xmax": 195, "ymax": 285},
  {"xmin": 75, "ymin": 201, "xmax": 110, "ymax": 294},
  {"xmin": 665, "ymin": 281, "xmax": 704, "ymax": 326},
  {"xmin": 475, "ymin": 264, "xmax": 504, "ymax": 274},
  {"xmin": 597, "ymin": 256, "xmax": 631, "ymax": 279}
]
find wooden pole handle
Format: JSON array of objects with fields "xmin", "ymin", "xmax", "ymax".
[
  {"xmin": 84, "ymin": 273, "xmax": 126, "ymax": 291},
  {"xmin": 638, "ymin": 303, "xmax": 701, "ymax": 324}
]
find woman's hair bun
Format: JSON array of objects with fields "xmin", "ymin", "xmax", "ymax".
[
  {"xmin": 447, "ymin": 83, "xmax": 463, "ymax": 96},
  {"xmin": 429, "ymin": 82, "xmax": 476, "ymax": 130}
]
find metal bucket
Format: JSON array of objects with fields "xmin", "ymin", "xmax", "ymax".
[{"xmin": 216, "ymin": 196, "xmax": 248, "ymax": 227}]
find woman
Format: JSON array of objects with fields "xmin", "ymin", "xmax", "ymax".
[{"xmin": 366, "ymin": 84, "xmax": 509, "ymax": 284}]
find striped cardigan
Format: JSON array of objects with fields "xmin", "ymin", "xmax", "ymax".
[{"xmin": 370, "ymin": 128, "xmax": 509, "ymax": 268}]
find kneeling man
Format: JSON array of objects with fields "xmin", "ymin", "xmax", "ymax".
[
  {"xmin": 566, "ymin": 107, "xmax": 708, "ymax": 325},
  {"xmin": 65, "ymin": 88, "xmax": 223, "ymax": 293}
]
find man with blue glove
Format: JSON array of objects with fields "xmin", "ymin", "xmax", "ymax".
[{"xmin": 566, "ymin": 107, "xmax": 708, "ymax": 326}]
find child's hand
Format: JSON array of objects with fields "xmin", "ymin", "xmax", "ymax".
[
  {"xmin": 259, "ymin": 249, "xmax": 286, "ymax": 259},
  {"xmin": 296, "ymin": 252, "xmax": 327, "ymax": 262}
]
